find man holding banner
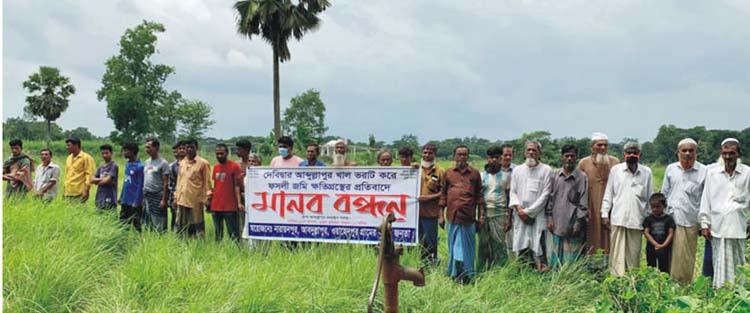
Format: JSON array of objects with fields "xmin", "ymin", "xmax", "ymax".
[{"xmin": 439, "ymin": 145, "xmax": 485, "ymax": 284}]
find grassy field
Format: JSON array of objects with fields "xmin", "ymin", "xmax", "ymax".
[
  {"xmin": 5, "ymin": 141, "xmax": 748, "ymax": 312},
  {"xmin": 4, "ymin": 197, "xmax": 604, "ymax": 312}
]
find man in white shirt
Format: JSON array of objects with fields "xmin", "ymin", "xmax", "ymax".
[
  {"xmin": 699, "ymin": 138, "xmax": 750, "ymax": 288},
  {"xmin": 662, "ymin": 138, "xmax": 706, "ymax": 284},
  {"xmin": 509, "ymin": 140, "xmax": 552, "ymax": 271},
  {"xmin": 602, "ymin": 142, "xmax": 654, "ymax": 277}
]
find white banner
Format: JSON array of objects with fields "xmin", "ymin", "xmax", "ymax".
[{"xmin": 244, "ymin": 166, "xmax": 421, "ymax": 245}]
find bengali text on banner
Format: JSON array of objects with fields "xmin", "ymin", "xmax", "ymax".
[{"xmin": 244, "ymin": 166, "xmax": 421, "ymax": 245}]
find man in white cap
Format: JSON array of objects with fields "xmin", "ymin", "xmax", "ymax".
[
  {"xmin": 602, "ymin": 141, "xmax": 653, "ymax": 277},
  {"xmin": 662, "ymin": 138, "xmax": 706, "ymax": 284},
  {"xmin": 578, "ymin": 132, "xmax": 620, "ymax": 256},
  {"xmin": 699, "ymin": 138, "xmax": 750, "ymax": 288}
]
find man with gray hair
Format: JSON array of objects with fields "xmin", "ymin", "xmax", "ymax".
[
  {"xmin": 578, "ymin": 132, "xmax": 620, "ymax": 256},
  {"xmin": 662, "ymin": 138, "xmax": 706, "ymax": 284},
  {"xmin": 602, "ymin": 141, "xmax": 653, "ymax": 277},
  {"xmin": 510, "ymin": 140, "xmax": 552, "ymax": 271},
  {"xmin": 333, "ymin": 140, "xmax": 357, "ymax": 166},
  {"xmin": 699, "ymin": 138, "xmax": 750, "ymax": 288}
]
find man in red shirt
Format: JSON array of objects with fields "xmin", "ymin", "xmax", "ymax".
[{"xmin": 209, "ymin": 143, "xmax": 244, "ymax": 242}]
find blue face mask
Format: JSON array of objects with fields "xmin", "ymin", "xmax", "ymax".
[{"xmin": 278, "ymin": 147, "xmax": 289, "ymax": 157}]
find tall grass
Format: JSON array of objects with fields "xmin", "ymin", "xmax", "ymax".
[{"xmin": 5, "ymin": 198, "xmax": 606, "ymax": 312}]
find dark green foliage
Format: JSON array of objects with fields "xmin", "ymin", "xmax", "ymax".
[
  {"xmin": 598, "ymin": 266, "xmax": 750, "ymax": 312},
  {"xmin": 97, "ymin": 21, "xmax": 177, "ymax": 144},
  {"xmin": 22, "ymin": 66, "xmax": 76, "ymax": 148}
]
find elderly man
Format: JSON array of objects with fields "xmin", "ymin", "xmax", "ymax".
[
  {"xmin": 662, "ymin": 138, "xmax": 706, "ymax": 284},
  {"xmin": 699, "ymin": 138, "xmax": 750, "ymax": 288},
  {"xmin": 418, "ymin": 143, "xmax": 444, "ymax": 265},
  {"xmin": 546, "ymin": 144, "xmax": 589, "ymax": 268},
  {"xmin": 3, "ymin": 139, "xmax": 34, "ymax": 197},
  {"xmin": 271, "ymin": 136, "xmax": 304, "ymax": 167},
  {"xmin": 478, "ymin": 145, "xmax": 514, "ymax": 270},
  {"xmin": 300, "ymin": 143, "xmax": 326, "ymax": 166},
  {"xmin": 174, "ymin": 139, "xmax": 212, "ymax": 237},
  {"xmin": 510, "ymin": 140, "xmax": 552, "ymax": 271},
  {"xmin": 439, "ymin": 145, "xmax": 485, "ymax": 283},
  {"xmin": 64, "ymin": 137, "xmax": 96, "ymax": 202},
  {"xmin": 602, "ymin": 142, "xmax": 654, "ymax": 277},
  {"xmin": 332, "ymin": 140, "xmax": 357, "ymax": 166},
  {"xmin": 578, "ymin": 132, "xmax": 620, "ymax": 256},
  {"xmin": 377, "ymin": 149, "xmax": 393, "ymax": 166}
]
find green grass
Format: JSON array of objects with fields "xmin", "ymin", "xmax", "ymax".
[{"xmin": 4, "ymin": 197, "xmax": 607, "ymax": 312}]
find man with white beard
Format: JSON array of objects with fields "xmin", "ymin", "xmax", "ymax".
[
  {"xmin": 332, "ymin": 140, "xmax": 357, "ymax": 166},
  {"xmin": 662, "ymin": 138, "xmax": 706, "ymax": 284},
  {"xmin": 578, "ymin": 132, "xmax": 620, "ymax": 256},
  {"xmin": 602, "ymin": 142, "xmax": 654, "ymax": 277},
  {"xmin": 509, "ymin": 140, "xmax": 552, "ymax": 271}
]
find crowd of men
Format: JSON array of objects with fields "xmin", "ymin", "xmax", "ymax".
[{"xmin": 4, "ymin": 133, "xmax": 749, "ymax": 288}]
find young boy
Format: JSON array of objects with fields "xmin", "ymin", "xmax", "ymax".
[{"xmin": 642, "ymin": 193, "xmax": 675, "ymax": 273}]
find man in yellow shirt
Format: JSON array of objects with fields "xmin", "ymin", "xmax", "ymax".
[{"xmin": 64, "ymin": 137, "xmax": 96, "ymax": 202}]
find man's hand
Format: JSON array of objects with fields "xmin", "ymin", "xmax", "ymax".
[
  {"xmin": 547, "ymin": 220, "xmax": 555, "ymax": 232},
  {"xmin": 701, "ymin": 228, "xmax": 711, "ymax": 239},
  {"xmin": 572, "ymin": 223, "xmax": 580, "ymax": 237},
  {"xmin": 239, "ymin": 203, "xmax": 246, "ymax": 213},
  {"xmin": 602, "ymin": 218, "xmax": 610, "ymax": 228},
  {"xmin": 438, "ymin": 216, "xmax": 445, "ymax": 229},
  {"xmin": 517, "ymin": 209, "xmax": 529, "ymax": 224},
  {"xmin": 82, "ymin": 189, "xmax": 90, "ymax": 202},
  {"xmin": 654, "ymin": 243, "xmax": 663, "ymax": 251},
  {"xmin": 477, "ymin": 216, "xmax": 486, "ymax": 229},
  {"xmin": 159, "ymin": 199, "xmax": 167, "ymax": 209}
]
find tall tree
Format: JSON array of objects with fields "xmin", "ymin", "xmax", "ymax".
[
  {"xmin": 233, "ymin": 0, "xmax": 331, "ymax": 140},
  {"xmin": 22, "ymin": 66, "xmax": 76, "ymax": 148},
  {"xmin": 176, "ymin": 99, "xmax": 215, "ymax": 140},
  {"xmin": 282, "ymin": 88, "xmax": 328, "ymax": 144},
  {"xmin": 97, "ymin": 20, "xmax": 178, "ymax": 143}
]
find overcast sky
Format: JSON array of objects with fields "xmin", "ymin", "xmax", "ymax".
[{"xmin": 4, "ymin": 0, "xmax": 750, "ymax": 144}]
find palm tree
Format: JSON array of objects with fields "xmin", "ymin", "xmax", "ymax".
[
  {"xmin": 22, "ymin": 66, "xmax": 76, "ymax": 148},
  {"xmin": 234, "ymin": 0, "xmax": 330, "ymax": 140}
]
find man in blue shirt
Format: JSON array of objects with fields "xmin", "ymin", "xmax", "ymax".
[
  {"xmin": 299, "ymin": 143, "xmax": 326, "ymax": 166},
  {"xmin": 120, "ymin": 142, "xmax": 144, "ymax": 232}
]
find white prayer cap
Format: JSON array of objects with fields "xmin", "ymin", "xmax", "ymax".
[
  {"xmin": 721, "ymin": 138, "xmax": 740, "ymax": 147},
  {"xmin": 591, "ymin": 132, "xmax": 608, "ymax": 142},
  {"xmin": 677, "ymin": 138, "xmax": 698, "ymax": 148}
]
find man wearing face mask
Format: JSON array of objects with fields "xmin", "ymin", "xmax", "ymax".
[
  {"xmin": 546, "ymin": 145, "xmax": 589, "ymax": 268},
  {"xmin": 662, "ymin": 138, "xmax": 706, "ymax": 284},
  {"xmin": 417, "ymin": 143, "xmax": 444, "ymax": 265},
  {"xmin": 602, "ymin": 142, "xmax": 653, "ymax": 277},
  {"xmin": 270, "ymin": 136, "xmax": 304, "ymax": 167},
  {"xmin": 699, "ymin": 138, "xmax": 750, "ymax": 288},
  {"xmin": 578, "ymin": 132, "xmax": 620, "ymax": 256},
  {"xmin": 509, "ymin": 140, "xmax": 553, "ymax": 272}
]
